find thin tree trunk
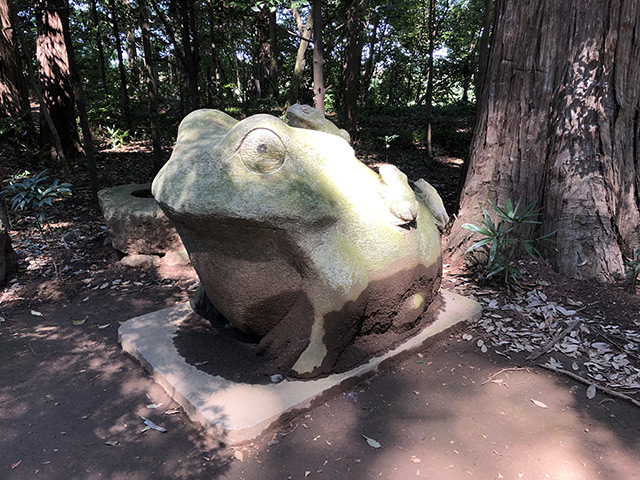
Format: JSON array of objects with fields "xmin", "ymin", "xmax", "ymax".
[
  {"xmin": 89, "ymin": 0, "xmax": 109, "ymax": 96},
  {"xmin": 0, "ymin": 0, "xmax": 30, "ymax": 118},
  {"xmin": 285, "ymin": 8, "xmax": 312, "ymax": 109},
  {"xmin": 124, "ymin": 0, "xmax": 139, "ymax": 87},
  {"xmin": 206, "ymin": 0, "xmax": 224, "ymax": 107},
  {"xmin": 59, "ymin": 0, "xmax": 99, "ymax": 197},
  {"xmin": 268, "ymin": 9, "xmax": 278, "ymax": 99},
  {"xmin": 361, "ymin": 10, "xmax": 380, "ymax": 105},
  {"xmin": 343, "ymin": 0, "xmax": 362, "ymax": 135},
  {"xmin": 425, "ymin": 0, "xmax": 436, "ymax": 158},
  {"xmin": 311, "ymin": 0, "xmax": 325, "ymax": 113},
  {"xmin": 387, "ymin": 57, "xmax": 396, "ymax": 106},
  {"xmin": 253, "ymin": 7, "xmax": 270, "ymax": 100},
  {"xmin": 177, "ymin": 0, "xmax": 199, "ymax": 113},
  {"xmin": 138, "ymin": 0, "xmax": 162, "ymax": 172},
  {"xmin": 448, "ymin": 0, "xmax": 640, "ymax": 282},
  {"xmin": 461, "ymin": 59, "xmax": 470, "ymax": 103},
  {"xmin": 108, "ymin": 0, "xmax": 132, "ymax": 132}
]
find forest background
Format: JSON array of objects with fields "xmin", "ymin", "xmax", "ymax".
[{"xmin": 1, "ymin": 0, "xmax": 639, "ymax": 286}]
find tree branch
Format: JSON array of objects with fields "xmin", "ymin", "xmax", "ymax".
[
  {"xmin": 148, "ymin": 0, "xmax": 185, "ymax": 66},
  {"xmin": 539, "ymin": 364, "xmax": 640, "ymax": 409}
]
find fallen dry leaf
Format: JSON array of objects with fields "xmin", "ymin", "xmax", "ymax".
[
  {"xmin": 363, "ymin": 434, "xmax": 382, "ymax": 448},
  {"xmin": 531, "ymin": 399, "xmax": 548, "ymax": 408}
]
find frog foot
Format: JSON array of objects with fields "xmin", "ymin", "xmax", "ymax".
[
  {"xmin": 377, "ymin": 164, "xmax": 419, "ymax": 226},
  {"xmin": 413, "ymin": 178, "xmax": 450, "ymax": 230}
]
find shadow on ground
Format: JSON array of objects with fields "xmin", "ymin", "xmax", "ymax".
[
  {"xmin": 0, "ymin": 289, "xmax": 232, "ymax": 480},
  {"xmin": 214, "ymin": 335, "xmax": 640, "ymax": 480}
]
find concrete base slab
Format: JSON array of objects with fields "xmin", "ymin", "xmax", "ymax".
[{"xmin": 118, "ymin": 290, "xmax": 481, "ymax": 445}]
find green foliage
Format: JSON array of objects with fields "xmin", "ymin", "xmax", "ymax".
[
  {"xmin": 383, "ymin": 134, "xmax": 400, "ymax": 149},
  {"xmin": 0, "ymin": 170, "xmax": 72, "ymax": 226},
  {"xmin": 0, "ymin": 113, "xmax": 30, "ymax": 147},
  {"xmin": 103, "ymin": 126, "xmax": 129, "ymax": 149},
  {"xmin": 462, "ymin": 198, "xmax": 555, "ymax": 285},
  {"xmin": 624, "ymin": 242, "xmax": 640, "ymax": 292}
]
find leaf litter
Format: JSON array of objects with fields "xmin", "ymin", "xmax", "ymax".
[{"xmin": 465, "ymin": 281, "xmax": 640, "ymax": 404}]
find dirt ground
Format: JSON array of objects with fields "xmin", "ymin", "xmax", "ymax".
[{"xmin": 1, "ymin": 139, "xmax": 640, "ymax": 479}]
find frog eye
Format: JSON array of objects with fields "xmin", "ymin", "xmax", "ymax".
[{"xmin": 238, "ymin": 128, "xmax": 286, "ymax": 174}]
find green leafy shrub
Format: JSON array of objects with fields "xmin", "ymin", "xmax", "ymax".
[
  {"xmin": 462, "ymin": 198, "xmax": 554, "ymax": 285},
  {"xmin": 383, "ymin": 134, "xmax": 399, "ymax": 149},
  {"xmin": 0, "ymin": 170, "xmax": 72, "ymax": 226},
  {"xmin": 103, "ymin": 125, "xmax": 129, "ymax": 149}
]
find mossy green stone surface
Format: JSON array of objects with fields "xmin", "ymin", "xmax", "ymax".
[{"xmin": 153, "ymin": 109, "xmax": 444, "ymax": 377}]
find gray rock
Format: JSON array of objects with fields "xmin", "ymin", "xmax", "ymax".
[
  {"xmin": 162, "ymin": 248, "xmax": 191, "ymax": 267},
  {"xmin": 98, "ymin": 183, "xmax": 183, "ymax": 255},
  {"xmin": 120, "ymin": 254, "xmax": 160, "ymax": 268},
  {"xmin": 153, "ymin": 109, "xmax": 443, "ymax": 378}
]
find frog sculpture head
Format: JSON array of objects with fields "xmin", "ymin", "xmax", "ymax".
[{"xmin": 152, "ymin": 109, "xmax": 444, "ymax": 378}]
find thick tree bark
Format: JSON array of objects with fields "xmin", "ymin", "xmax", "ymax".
[
  {"xmin": 0, "ymin": 0, "xmax": 30, "ymax": 118},
  {"xmin": 311, "ymin": 0, "xmax": 325, "ymax": 113},
  {"xmin": 343, "ymin": 0, "xmax": 362, "ymax": 136},
  {"xmin": 448, "ymin": 0, "xmax": 640, "ymax": 282},
  {"xmin": 108, "ymin": 0, "xmax": 133, "ymax": 132},
  {"xmin": 88, "ymin": 0, "xmax": 109, "ymax": 96},
  {"xmin": 36, "ymin": 0, "xmax": 82, "ymax": 157},
  {"xmin": 285, "ymin": 7, "xmax": 312, "ymax": 109},
  {"xmin": 13, "ymin": 6, "xmax": 70, "ymax": 178},
  {"xmin": 138, "ymin": 0, "xmax": 163, "ymax": 172}
]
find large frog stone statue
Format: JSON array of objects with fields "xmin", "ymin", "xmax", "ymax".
[{"xmin": 152, "ymin": 109, "xmax": 444, "ymax": 378}]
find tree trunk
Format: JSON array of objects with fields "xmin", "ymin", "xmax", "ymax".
[
  {"xmin": 311, "ymin": 0, "xmax": 325, "ymax": 113},
  {"xmin": 448, "ymin": 0, "xmax": 640, "ymax": 282},
  {"xmin": 206, "ymin": 0, "xmax": 224, "ymax": 107},
  {"xmin": 361, "ymin": 10, "xmax": 380, "ymax": 105},
  {"xmin": 59, "ymin": 0, "xmax": 100, "ymax": 197},
  {"xmin": 268, "ymin": 9, "xmax": 278, "ymax": 99},
  {"xmin": 124, "ymin": 0, "xmax": 139, "ymax": 87},
  {"xmin": 0, "ymin": 0, "xmax": 30, "ymax": 118},
  {"xmin": 285, "ymin": 7, "xmax": 312, "ymax": 109},
  {"xmin": 343, "ymin": 0, "xmax": 362, "ymax": 136},
  {"xmin": 474, "ymin": 0, "xmax": 493, "ymax": 99},
  {"xmin": 13, "ymin": 6, "xmax": 71, "ymax": 179},
  {"xmin": 138, "ymin": 0, "xmax": 163, "ymax": 172},
  {"xmin": 176, "ymin": 0, "xmax": 200, "ymax": 113},
  {"xmin": 253, "ymin": 7, "xmax": 270, "ymax": 100},
  {"xmin": 425, "ymin": 0, "xmax": 436, "ymax": 158},
  {"xmin": 36, "ymin": 0, "xmax": 82, "ymax": 157},
  {"xmin": 89, "ymin": 0, "xmax": 109, "ymax": 96},
  {"xmin": 108, "ymin": 0, "xmax": 132, "ymax": 132},
  {"xmin": 461, "ymin": 59, "xmax": 470, "ymax": 103},
  {"xmin": 387, "ymin": 56, "xmax": 396, "ymax": 106}
]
